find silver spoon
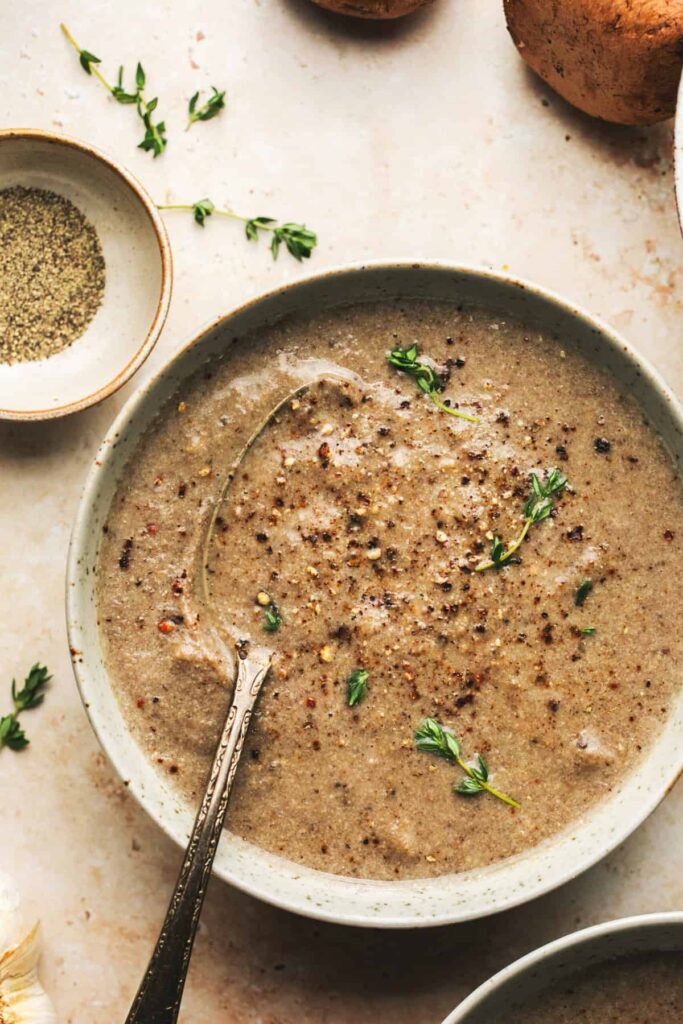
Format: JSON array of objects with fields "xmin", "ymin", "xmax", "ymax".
[
  {"xmin": 125, "ymin": 384, "xmax": 312, "ymax": 1024},
  {"xmin": 124, "ymin": 643, "xmax": 271, "ymax": 1024}
]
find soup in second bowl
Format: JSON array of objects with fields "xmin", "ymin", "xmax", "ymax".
[{"xmin": 507, "ymin": 950, "xmax": 682, "ymax": 1023}]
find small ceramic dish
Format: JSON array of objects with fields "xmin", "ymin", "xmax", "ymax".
[
  {"xmin": 0, "ymin": 129, "xmax": 172, "ymax": 420},
  {"xmin": 441, "ymin": 911, "xmax": 683, "ymax": 1022},
  {"xmin": 67, "ymin": 262, "xmax": 683, "ymax": 928}
]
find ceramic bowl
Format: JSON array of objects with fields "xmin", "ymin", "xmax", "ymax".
[
  {"xmin": 441, "ymin": 911, "xmax": 683, "ymax": 1022},
  {"xmin": 67, "ymin": 262, "xmax": 683, "ymax": 928},
  {"xmin": 0, "ymin": 129, "xmax": 172, "ymax": 420}
]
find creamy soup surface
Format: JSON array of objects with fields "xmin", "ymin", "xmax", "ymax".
[
  {"xmin": 507, "ymin": 950, "xmax": 683, "ymax": 1023},
  {"xmin": 97, "ymin": 299, "xmax": 683, "ymax": 880}
]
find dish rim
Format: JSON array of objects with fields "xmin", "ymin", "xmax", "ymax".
[
  {"xmin": 0, "ymin": 127, "xmax": 173, "ymax": 421},
  {"xmin": 66, "ymin": 259, "xmax": 683, "ymax": 927},
  {"xmin": 440, "ymin": 910, "xmax": 683, "ymax": 1023},
  {"xmin": 674, "ymin": 71, "xmax": 683, "ymax": 238}
]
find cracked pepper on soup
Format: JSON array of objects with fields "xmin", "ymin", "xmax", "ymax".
[{"xmin": 97, "ymin": 299, "xmax": 682, "ymax": 880}]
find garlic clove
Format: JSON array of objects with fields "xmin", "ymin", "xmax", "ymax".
[
  {"xmin": 0, "ymin": 922, "xmax": 57, "ymax": 1023},
  {"xmin": 0, "ymin": 872, "xmax": 56, "ymax": 1024}
]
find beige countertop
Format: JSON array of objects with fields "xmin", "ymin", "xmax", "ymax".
[{"xmin": 1, "ymin": 1, "xmax": 681, "ymax": 1021}]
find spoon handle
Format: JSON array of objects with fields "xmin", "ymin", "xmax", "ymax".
[{"xmin": 125, "ymin": 649, "xmax": 271, "ymax": 1024}]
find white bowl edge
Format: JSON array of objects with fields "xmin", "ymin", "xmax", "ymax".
[
  {"xmin": 66, "ymin": 260, "xmax": 683, "ymax": 928},
  {"xmin": 674, "ymin": 69, "xmax": 683, "ymax": 238}
]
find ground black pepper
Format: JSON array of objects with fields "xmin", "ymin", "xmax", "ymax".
[{"xmin": 0, "ymin": 185, "xmax": 105, "ymax": 362}]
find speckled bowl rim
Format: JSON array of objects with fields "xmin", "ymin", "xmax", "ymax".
[
  {"xmin": 441, "ymin": 911, "xmax": 683, "ymax": 1022},
  {"xmin": 67, "ymin": 260, "xmax": 683, "ymax": 928},
  {"xmin": 0, "ymin": 127, "xmax": 173, "ymax": 421},
  {"xmin": 674, "ymin": 71, "xmax": 683, "ymax": 236}
]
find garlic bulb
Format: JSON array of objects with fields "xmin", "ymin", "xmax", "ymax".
[{"xmin": 0, "ymin": 873, "xmax": 56, "ymax": 1024}]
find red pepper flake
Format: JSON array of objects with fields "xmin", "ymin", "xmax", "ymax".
[
  {"xmin": 169, "ymin": 765, "xmax": 179, "ymax": 774},
  {"xmin": 312, "ymin": 739, "xmax": 321, "ymax": 750},
  {"xmin": 318, "ymin": 442, "xmax": 331, "ymax": 468},
  {"xmin": 158, "ymin": 614, "xmax": 184, "ymax": 634},
  {"xmin": 171, "ymin": 578, "xmax": 184, "ymax": 595},
  {"xmin": 136, "ymin": 697, "xmax": 146, "ymax": 709},
  {"xmin": 306, "ymin": 696, "xmax": 317, "ymax": 708},
  {"xmin": 147, "ymin": 523, "xmax": 159, "ymax": 536}
]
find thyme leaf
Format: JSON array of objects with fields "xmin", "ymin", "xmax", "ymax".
[
  {"xmin": 78, "ymin": 49, "xmax": 101, "ymax": 74},
  {"xmin": 187, "ymin": 86, "xmax": 226, "ymax": 128},
  {"xmin": 415, "ymin": 718, "xmax": 519, "ymax": 807},
  {"xmin": 387, "ymin": 344, "xmax": 479, "ymax": 423},
  {"xmin": 575, "ymin": 578, "xmax": 593, "ymax": 607},
  {"xmin": 347, "ymin": 668, "xmax": 369, "ymax": 707},
  {"xmin": 61, "ymin": 24, "xmax": 167, "ymax": 157},
  {"xmin": 268, "ymin": 223, "xmax": 318, "ymax": 262},
  {"xmin": 189, "ymin": 198, "xmax": 215, "ymax": 225},
  {"xmin": 157, "ymin": 200, "xmax": 317, "ymax": 262},
  {"xmin": 263, "ymin": 604, "xmax": 282, "ymax": 633},
  {"xmin": 580, "ymin": 626, "xmax": 596, "ymax": 636},
  {"xmin": 476, "ymin": 468, "xmax": 568, "ymax": 572},
  {"xmin": 0, "ymin": 664, "xmax": 51, "ymax": 753}
]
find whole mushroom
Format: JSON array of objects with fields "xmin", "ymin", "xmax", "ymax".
[
  {"xmin": 309, "ymin": 0, "xmax": 432, "ymax": 18},
  {"xmin": 504, "ymin": 0, "xmax": 683, "ymax": 125}
]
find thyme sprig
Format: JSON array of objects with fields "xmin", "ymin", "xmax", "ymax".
[
  {"xmin": 158, "ymin": 199, "xmax": 317, "ymax": 261},
  {"xmin": 0, "ymin": 664, "xmax": 51, "ymax": 752},
  {"xmin": 415, "ymin": 718, "xmax": 519, "ymax": 807},
  {"xmin": 476, "ymin": 468, "xmax": 568, "ymax": 572},
  {"xmin": 347, "ymin": 668, "xmax": 369, "ymax": 707},
  {"xmin": 387, "ymin": 344, "xmax": 480, "ymax": 424},
  {"xmin": 187, "ymin": 87, "xmax": 226, "ymax": 128},
  {"xmin": 61, "ymin": 24, "xmax": 167, "ymax": 157}
]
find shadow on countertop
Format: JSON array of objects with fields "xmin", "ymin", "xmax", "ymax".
[
  {"xmin": 515, "ymin": 63, "xmax": 675, "ymax": 174},
  {"xmin": 282, "ymin": 0, "xmax": 441, "ymax": 46}
]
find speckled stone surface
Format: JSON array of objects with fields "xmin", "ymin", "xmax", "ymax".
[{"xmin": 0, "ymin": 1, "xmax": 681, "ymax": 1022}]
